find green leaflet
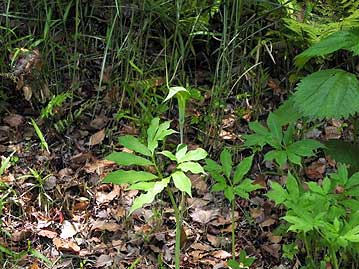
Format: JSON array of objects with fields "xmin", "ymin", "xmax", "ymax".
[
  {"xmin": 103, "ymin": 170, "xmax": 157, "ymax": 185},
  {"xmin": 119, "ymin": 135, "xmax": 151, "ymax": 157},
  {"xmin": 106, "ymin": 152, "xmax": 153, "ymax": 166}
]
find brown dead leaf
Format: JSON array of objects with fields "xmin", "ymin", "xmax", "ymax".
[
  {"xmin": 30, "ymin": 262, "xmax": 40, "ymax": 269},
  {"xmin": 305, "ymin": 159, "xmax": 326, "ymax": 180},
  {"xmin": 38, "ymin": 229, "xmax": 58, "ymax": 239},
  {"xmin": 91, "ymin": 220, "xmax": 121, "ymax": 232},
  {"xmin": 189, "ymin": 250, "xmax": 206, "ymax": 262},
  {"xmin": 96, "ymin": 185, "xmax": 121, "ymax": 204},
  {"xmin": 3, "ymin": 114, "xmax": 24, "ymax": 128},
  {"xmin": 84, "ymin": 159, "xmax": 116, "ymax": 174},
  {"xmin": 189, "ymin": 174, "xmax": 208, "ymax": 194},
  {"xmin": 259, "ymin": 217, "xmax": 276, "ymax": 228},
  {"xmin": 212, "ymin": 250, "xmax": 232, "ymax": 259},
  {"xmin": 88, "ymin": 129, "xmax": 105, "ymax": 146},
  {"xmin": 207, "ymin": 234, "xmax": 222, "ymax": 247},
  {"xmin": 12, "ymin": 229, "xmax": 31, "ymax": 242},
  {"xmin": 191, "ymin": 242, "xmax": 211, "ymax": 251},
  {"xmin": 90, "ymin": 115, "xmax": 108, "ymax": 130},
  {"xmin": 325, "ymin": 126, "xmax": 341, "ymax": 140},
  {"xmin": 190, "ymin": 208, "xmax": 220, "ymax": 224},
  {"xmin": 53, "ymin": 237, "xmax": 80, "ymax": 253},
  {"xmin": 262, "ymin": 243, "xmax": 281, "ymax": 258}
]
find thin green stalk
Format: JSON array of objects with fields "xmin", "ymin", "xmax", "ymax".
[
  {"xmin": 231, "ymin": 199, "xmax": 236, "ymax": 258},
  {"xmin": 330, "ymin": 245, "xmax": 339, "ymax": 269}
]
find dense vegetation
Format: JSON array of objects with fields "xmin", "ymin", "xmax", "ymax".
[{"xmin": 1, "ymin": 1, "xmax": 359, "ymax": 268}]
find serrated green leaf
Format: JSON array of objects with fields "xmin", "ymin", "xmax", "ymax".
[
  {"xmin": 235, "ymin": 178, "xmax": 261, "ymax": 199},
  {"xmin": 106, "ymin": 152, "xmax": 153, "ymax": 166},
  {"xmin": 172, "ymin": 171, "xmax": 192, "ymax": 196},
  {"xmin": 103, "ymin": 170, "xmax": 157, "ymax": 185},
  {"xmin": 342, "ymin": 226, "xmax": 359, "ymax": 242},
  {"xmin": 129, "ymin": 177, "xmax": 170, "ymax": 214},
  {"xmin": 180, "ymin": 148, "xmax": 207, "ymax": 163},
  {"xmin": 119, "ymin": 135, "xmax": 151, "ymax": 157},
  {"xmin": 163, "ymin": 86, "xmax": 190, "ymax": 102},
  {"xmin": 307, "ymin": 181, "xmax": 324, "ymax": 195},
  {"xmin": 293, "ymin": 69, "xmax": 359, "ymax": 120},
  {"xmin": 267, "ymin": 181, "xmax": 288, "ymax": 204},
  {"xmin": 273, "ymin": 97, "xmax": 301, "ymax": 125},
  {"xmin": 248, "ymin": 121, "xmax": 269, "ymax": 135},
  {"xmin": 158, "ymin": 150, "xmax": 176, "ymax": 161},
  {"xmin": 233, "ymin": 155, "xmax": 253, "ymax": 184},
  {"xmin": 284, "ymin": 215, "xmax": 314, "ymax": 233},
  {"xmin": 178, "ymin": 162, "xmax": 205, "ymax": 174},
  {"xmin": 243, "ymin": 133, "xmax": 268, "ymax": 149},
  {"xmin": 220, "ymin": 149, "xmax": 232, "ymax": 178},
  {"xmin": 347, "ymin": 172, "xmax": 359, "ymax": 189}
]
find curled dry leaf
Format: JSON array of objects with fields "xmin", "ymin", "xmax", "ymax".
[
  {"xmin": 38, "ymin": 229, "xmax": 58, "ymax": 239},
  {"xmin": 212, "ymin": 250, "xmax": 232, "ymax": 259},
  {"xmin": 190, "ymin": 208, "xmax": 220, "ymax": 224},
  {"xmin": 96, "ymin": 185, "xmax": 121, "ymax": 204},
  {"xmin": 91, "ymin": 220, "xmax": 122, "ymax": 232}
]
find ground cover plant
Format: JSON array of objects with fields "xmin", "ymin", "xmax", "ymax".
[{"xmin": 1, "ymin": 0, "xmax": 359, "ymax": 268}]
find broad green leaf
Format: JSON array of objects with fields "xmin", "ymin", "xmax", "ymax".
[
  {"xmin": 204, "ymin": 158, "xmax": 222, "ymax": 173},
  {"xmin": 176, "ymin": 144, "xmax": 188, "ymax": 161},
  {"xmin": 103, "ymin": 170, "xmax": 157, "ymax": 185},
  {"xmin": 283, "ymin": 123, "xmax": 295, "ymax": 146},
  {"xmin": 163, "ymin": 86, "xmax": 190, "ymax": 102},
  {"xmin": 224, "ymin": 186, "xmax": 235, "ymax": 202},
  {"xmin": 243, "ymin": 133, "xmax": 268, "ymax": 148},
  {"xmin": 119, "ymin": 135, "xmax": 151, "ymax": 156},
  {"xmin": 264, "ymin": 150, "xmax": 287, "ymax": 167},
  {"xmin": 235, "ymin": 179, "xmax": 261, "ymax": 199},
  {"xmin": 172, "ymin": 171, "xmax": 192, "ymax": 196},
  {"xmin": 180, "ymin": 148, "xmax": 207, "ymax": 163},
  {"xmin": 293, "ymin": 69, "xmax": 359, "ymax": 120},
  {"xmin": 248, "ymin": 121, "xmax": 269, "ymax": 136},
  {"xmin": 347, "ymin": 172, "xmax": 359, "ymax": 189},
  {"xmin": 286, "ymin": 172, "xmax": 299, "ymax": 200},
  {"xmin": 158, "ymin": 150, "xmax": 176, "ymax": 161},
  {"xmin": 129, "ymin": 177, "xmax": 170, "ymax": 214},
  {"xmin": 220, "ymin": 149, "xmax": 232, "ymax": 178},
  {"xmin": 342, "ymin": 226, "xmax": 359, "ymax": 242},
  {"xmin": 307, "ymin": 182, "xmax": 324, "ymax": 195},
  {"xmin": 227, "ymin": 259, "xmax": 241, "ymax": 269},
  {"xmin": 212, "ymin": 182, "xmax": 227, "ymax": 192},
  {"xmin": 267, "ymin": 113, "xmax": 283, "ymax": 145},
  {"xmin": 155, "ymin": 121, "xmax": 176, "ymax": 141},
  {"xmin": 233, "ymin": 155, "xmax": 253, "ymax": 184},
  {"xmin": 322, "ymin": 177, "xmax": 332, "ymax": 194},
  {"xmin": 284, "ymin": 215, "xmax": 314, "ymax": 233},
  {"xmin": 287, "ymin": 139, "xmax": 323, "ymax": 157},
  {"xmin": 178, "ymin": 162, "xmax": 205, "ymax": 174},
  {"xmin": 127, "ymin": 181, "xmax": 155, "ymax": 191},
  {"xmin": 286, "ymin": 151, "xmax": 302, "ymax": 166},
  {"xmin": 273, "ymin": 97, "xmax": 301, "ymax": 125},
  {"xmin": 106, "ymin": 152, "xmax": 153, "ymax": 166},
  {"xmin": 267, "ymin": 181, "xmax": 288, "ymax": 204},
  {"xmin": 211, "ymin": 172, "xmax": 227, "ymax": 184}
]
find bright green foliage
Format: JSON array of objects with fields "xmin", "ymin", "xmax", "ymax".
[
  {"xmin": 103, "ymin": 117, "xmax": 207, "ymax": 214},
  {"xmin": 292, "ymin": 69, "xmax": 359, "ymax": 120},
  {"xmin": 267, "ymin": 166, "xmax": 359, "ymax": 268},
  {"xmin": 243, "ymin": 113, "xmax": 323, "ymax": 167},
  {"xmin": 30, "ymin": 118, "xmax": 50, "ymax": 154},
  {"xmin": 40, "ymin": 92, "xmax": 71, "ymax": 119},
  {"xmin": 205, "ymin": 150, "xmax": 261, "ymax": 202},
  {"xmin": 295, "ymin": 28, "xmax": 359, "ymax": 67}
]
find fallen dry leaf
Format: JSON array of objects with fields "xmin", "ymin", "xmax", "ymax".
[
  {"xmin": 212, "ymin": 250, "xmax": 232, "ymax": 259},
  {"xmin": 91, "ymin": 220, "xmax": 122, "ymax": 232},
  {"xmin": 305, "ymin": 159, "xmax": 326, "ymax": 180},
  {"xmin": 88, "ymin": 129, "xmax": 106, "ymax": 146},
  {"xmin": 38, "ymin": 229, "xmax": 58, "ymax": 239},
  {"xmin": 94, "ymin": 254, "xmax": 113, "ymax": 267},
  {"xmin": 53, "ymin": 237, "xmax": 80, "ymax": 253},
  {"xmin": 60, "ymin": 220, "xmax": 79, "ymax": 239},
  {"xmin": 207, "ymin": 234, "xmax": 222, "ymax": 247},
  {"xmin": 190, "ymin": 208, "xmax": 220, "ymax": 224},
  {"xmin": 96, "ymin": 185, "xmax": 121, "ymax": 204}
]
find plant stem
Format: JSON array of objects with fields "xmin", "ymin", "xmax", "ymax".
[
  {"xmin": 174, "ymin": 192, "xmax": 185, "ymax": 269},
  {"xmin": 231, "ymin": 199, "xmax": 236, "ymax": 258},
  {"xmin": 330, "ymin": 246, "xmax": 339, "ymax": 269}
]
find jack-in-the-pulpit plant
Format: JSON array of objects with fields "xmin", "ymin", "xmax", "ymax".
[
  {"xmin": 205, "ymin": 149, "xmax": 261, "ymax": 263},
  {"xmin": 103, "ymin": 117, "xmax": 207, "ymax": 269}
]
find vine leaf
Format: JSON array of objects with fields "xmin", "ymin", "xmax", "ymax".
[{"xmin": 292, "ymin": 69, "xmax": 359, "ymax": 120}]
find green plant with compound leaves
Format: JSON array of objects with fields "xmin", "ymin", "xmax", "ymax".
[
  {"xmin": 267, "ymin": 165, "xmax": 359, "ymax": 269},
  {"xmin": 103, "ymin": 117, "xmax": 207, "ymax": 269},
  {"xmin": 243, "ymin": 112, "xmax": 323, "ymax": 169},
  {"xmin": 205, "ymin": 149, "xmax": 261, "ymax": 261}
]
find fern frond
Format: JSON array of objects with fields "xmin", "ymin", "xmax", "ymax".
[
  {"xmin": 292, "ymin": 69, "xmax": 359, "ymax": 120},
  {"xmin": 295, "ymin": 28, "xmax": 359, "ymax": 67}
]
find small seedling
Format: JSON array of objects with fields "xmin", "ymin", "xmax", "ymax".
[{"xmin": 30, "ymin": 118, "xmax": 50, "ymax": 154}]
